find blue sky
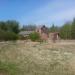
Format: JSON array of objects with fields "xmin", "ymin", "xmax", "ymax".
[{"xmin": 0, "ymin": 0, "xmax": 75, "ymax": 26}]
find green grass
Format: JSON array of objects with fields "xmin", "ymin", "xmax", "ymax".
[
  {"xmin": 0, "ymin": 41, "xmax": 75, "ymax": 75},
  {"xmin": 0, "ymin": 61, "xmax": 20, "ymax": 75}
]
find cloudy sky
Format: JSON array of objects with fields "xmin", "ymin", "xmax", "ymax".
[{"xmin": 0, "ymin": 0, "xmax": 75, "ymax": 26}]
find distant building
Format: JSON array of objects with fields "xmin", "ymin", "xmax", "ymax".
[
  {"xmin": 36, "ymin": 25, "xmax": 49, "ymax": 40},
  {"xmin": 19, "ymin": 25, "xmax": 60, "ymax": 42},
  {"xmin": 19, "ymin": 31, "xmax": 34, "ymax": 37},
  {"xmin": 36, "ymin": 25, "xmax": 60, "ymax": 41}
]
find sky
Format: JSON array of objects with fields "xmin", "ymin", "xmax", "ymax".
[{"xmin": 0, "ymin": 0, "xmax": 75, "ymax": 27}]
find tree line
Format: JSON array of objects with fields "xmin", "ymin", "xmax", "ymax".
[
  {"xmin": 49, "ymin": 18, "xmax": 75, "ymax": 39},
  {"xmin": 0, "ymin": 20, "xmax": 20, "ymax": 41},
  {"xmin": 0, "ymin": 18, "xmax": 75, "ymax": 41}
]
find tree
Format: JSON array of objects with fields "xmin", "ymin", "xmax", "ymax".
[
  {"xmin": 0, "ymin": 30, "xmax": 18, "ymax": 41},
  {"xmin": 0, "ymin": 20, "xmax": 20, "ymax": 41},
  {"xmin": 0, "ymin": 21, "xmax": 8, "ymax": 31},
  {"xmin": 21, "ymin": 25, "xmax": 36, "ymax": 31},
  {"xmin": 71, "ymin": 18, "xmax": 75, "ymax": 39},
  {"xmin": 49, "ymin": 24, "xmax": 59, "ymax": 32},
  {"xmin": 60, "ymin": 22, "xmax": 71, "ymax": 39},
  {"xmin": 6, "ymin": 20, "xmax": 20, "ymax": 34}
]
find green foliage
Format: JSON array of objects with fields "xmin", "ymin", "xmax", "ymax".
[
  {"xmin": 0, "ymin": 22, "xmax": 8, "ymax": 31},
  {"xmin": 5, "ymin": 32, "xmax": 19, "ymax": 41},
  {"xmin": 0, "ymin": 30, "xmax": 19, "ymax": 41},
  {"xmin": 59, "ymin": 18, "xmax": 75, "ymax": 39},
  {"xmin": 0, "ymin": 61, "xmax": 20, "ymax": 75},
  {"xmin": 29, "ymin": 32, "xmax": 40, "ymax": 41},
  {"xmin": 0, "ymin": 18, "xmax": 75, "ymax": 40},
  {"xmin": 49, "ymin": 19, "xmax": 75, "ymax": 39},
  {"xmin": 0, "ymin": 20, "xmax": 20, "ymax": 34},
  {"xmin": 49, "ymin": 24, "xmax": 59, "ymax": 32},
  {"xmin": 0, "ymin": 20, "xmax": 20, "ymax": 41},
  {"xmin": 6, "ymin": 20, "xmax": 20, "ymax": 34},
  {"xmin": 71, "ymin": 18, "xmax": 75, "ymax": 39},
  {"xmin": 59, "ymin": 23, "xmax": 72, "ymax": 39}
]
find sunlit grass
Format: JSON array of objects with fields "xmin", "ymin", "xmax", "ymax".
[{"xmin": 0, "ymin": 41, "xmax": 75, "ymax": 75}]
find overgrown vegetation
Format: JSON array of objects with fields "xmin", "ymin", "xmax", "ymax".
[
  {"xmin": 50, "ymin": 18, "xmax": 75, "ymax": 39},
  {"xmin": 0, "ymin": 61, "xmax": 20, "ymax": 75},
  {"xmin": 29, "ymin": 32, "xmax": 40, "ymax": 41},
  {"xmin": 0, "ymin": 18, "xmax": 75, "ymax": 41},
  {"xmin": 0, "ymin": 20, "xmax": 19, "ymax": 41},
  {"xmin": 0, "ymin": 30, "xmax": 19, "ymax": 41},
  {"xmin": 0, "ymin": 41, "xmax": 75, "ymax": 75}
]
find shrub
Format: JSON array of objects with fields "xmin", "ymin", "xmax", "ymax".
[
  {"xmin": 0, "ymin": 30, "xmax": 5, "ymax": 41},
  {"xmin": 0, "ymin": 30, "xmax": 19, "ymax": 41},
  {"xmin": 4, "ymin": 32, "xmax": 19, "ymax": 41},
  {"xmin": 29, "ymin": 32, "xmax": 40, "ymax": 41}
]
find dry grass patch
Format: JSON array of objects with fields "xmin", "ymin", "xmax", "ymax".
[{"xmin": 0, "ymin": 40, "xmax": 75, "ymax": 75}]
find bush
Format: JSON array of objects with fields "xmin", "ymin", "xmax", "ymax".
[
  {"xmin": 0, "ymin": 30, "xmax": 19, "ymax": 41},
  {"xmin": 29, "ymin": 32, "xmax": 40, "ymax": 41},
  {"xmin": 0, "ymin": 30, "xmax": 4, "ymax": 41},
  {"xmin": 4, "ymin": 32, "xmax": 19, "ymax": 41}
]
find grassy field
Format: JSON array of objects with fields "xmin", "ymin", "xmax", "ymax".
[{"xmin": 0, "ymin": 40, "xmax": 75, "ymax": 75}]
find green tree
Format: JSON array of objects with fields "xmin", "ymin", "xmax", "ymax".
[
  {"xmin": 60, "ymin": 22, "xmax": 71, "ymax": 39},
  {"xmin": 0, "ymin": 21, "xmax": 8, "ymax": 31},
  {"xmin": 6, "ymin": 20, "xmax": 20, "ymax": 34},
  {"xmin": 49, "ymin": 24, "xmax": 59, "ymax": 32},
  {"xmin": 0, "ymin": 30, "xmax": 18, "ymax": 41},
  {"xmin": 71, "ymin": 18, "xmax": 75, "ymax": 39},
  {"xmin": 0, "ymin": 20, "xmax": 20, "ymax": 41}
]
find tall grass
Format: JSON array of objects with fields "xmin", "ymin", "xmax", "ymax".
[
  {"xmin": 0, "ymin": 41, "xmax": 75, "ymax": 75},
  {"xmin": 0, "ymin": 61, "xmax": 20, "ymax": 75}
]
